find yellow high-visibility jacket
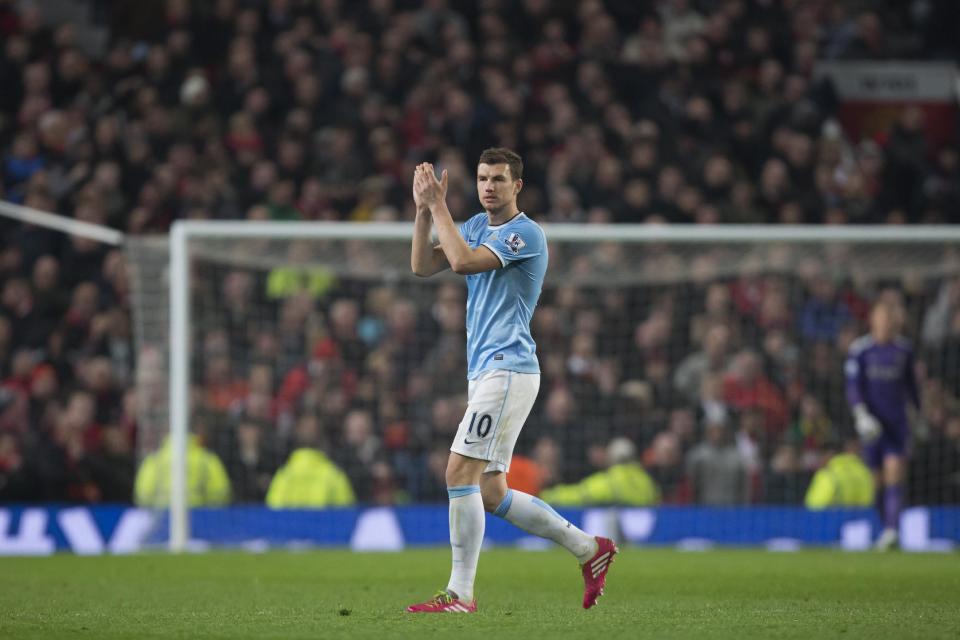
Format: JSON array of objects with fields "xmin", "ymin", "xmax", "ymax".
[
  {"xmin": 266, "ymin": 449, "xmax": 355, "ymax": 508},
  {"xmin": 539, "ymin": 463, "xmax": 660, "ymax": 506},
  {"xmin": 134, "ymin": 436, "xmax": 231, "ymax": 507},
  {"xmin": 265, "ymin": 266, "xmax": 335, "ymax": 300},
  {"xmin": 805, "ymin": 453, "xmax": 874, "ymax": 509}
]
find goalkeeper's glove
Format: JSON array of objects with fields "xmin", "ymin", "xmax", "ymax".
[{"xmin": 853, "ymin": 404, "xmax": 882, "ymax": 442}]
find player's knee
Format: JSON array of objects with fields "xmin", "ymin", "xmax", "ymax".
[
  {"xmin": 444, "ymin": 462, "xmax": 463, "ymax": 488},
  {"xmin": 445, "ymin": 453, "xmax": 479, "ymax": 488},
  {"xmin": 882, "ymin": 458, "xmax": 904, "ymax": 485},
  {"xmin": 479, "ymin": 471, "xmax": 508, "ymax": 512}
]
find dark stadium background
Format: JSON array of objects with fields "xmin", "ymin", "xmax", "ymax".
[{"xmin": 0, "ymin": 0, "xmax": 958, "ymax": 515}]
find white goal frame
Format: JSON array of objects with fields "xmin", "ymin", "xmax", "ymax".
[{"xmin": 168, "ymin": 221, "xmax": 960, "ymax": 551}]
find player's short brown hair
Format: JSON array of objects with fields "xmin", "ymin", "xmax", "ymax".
[{"xmin": 478, "ymin": 147, "xmax": 523, "ymax": 181}]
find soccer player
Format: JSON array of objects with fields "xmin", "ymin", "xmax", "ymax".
[
  {"xmin": 844, "ymin": 300, "xmax": 920, "ymax": 550},
  {"xmin": 406, "ymin": 148, "xmax": 617, "ymax": 613}
]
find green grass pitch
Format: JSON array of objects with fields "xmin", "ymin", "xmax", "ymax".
[{"xmin": 2, "ymin": 548, "xmax": 958, "ymax": 639}]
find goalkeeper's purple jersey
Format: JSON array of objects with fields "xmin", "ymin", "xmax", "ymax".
[{"xmin": 844, "ymin": 334, "xmax": 919, "ymax": 430}]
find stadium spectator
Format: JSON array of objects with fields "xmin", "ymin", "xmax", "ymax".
[
  {"xmin": 265, "ymin": 413, "xmax": 354, "ymax": 508},
  {"xmin": 223, "ymin": 416, "xmax": 279, "ymax": 504},
  {"xmin": 686, "ymin": 416, "xmax": 750, "ymax": 506},
  {"xmin": 799, "ymin": 275, "xmax": 853, "ymax": 343},
  {"xmin": 504, "ymin": 454, "xmax": 546, "ymax": 497},
  {"xmin": 642, "ymin": 430, "xmax": 685, "ymax": 504},
  {"xmin": 804, "ymin": 439, "xmax": 874, "ymax": 509},
  {"xmin": 0, "ymin": 429, "xmax": 29, "ymax": 500},
  {"xmin": 402, "ymin": 442, "xmax": 452, "ymax": 504},
  {"xmin": 673, "ymin": 322, "xmax": 732, "ymax": 404},
  {"xmin": 910, "ymin": 414, "xmax": 960, "ymax": 505},
  {"xmin": 921, "ymin": 278, "xmax": 960, "ymax": 347},
  {"xmin": 790, "ymin": 394, "xmax": 834, "ymax": 457},
  {"xmin": 540, "ymin": 437, "xmax": 659, "ymax": 507},
  {"xmin": 334, "ymin": 407, "xmax": 396, "ymax": 505},
  {"xmin": 764, "ymin": 443, "xmax": 810, "ymax": 505},
  {"xmin": 134, "ymin": 435, "xmax": 231, "ymax": 507},
  {"xmin": 607, "ymin": 379, "xmax": 659, "ymax": 453},
  {"xmin": 84, "ymin": 424, "xmax": 135, "ymax": 503},
  {"xmin": 800, "ymin": 341, "xmax": 849, "ymax": 425},
  {"xmin": 722, "ymin": 349, "xmax": 789, "ymax": 436},
  {"xmin": 734, "ymin": 407, "xmax": 765, "ymax": 486},
  {"xmin": 526, "ymin": 386, "xmax": 587, "ymax": 482}
]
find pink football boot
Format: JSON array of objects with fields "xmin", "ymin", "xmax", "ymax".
[
  {"xmin": 406, "ymin": 590, "xmax": 477, "ymax": 613},
  {"xmin": 581, "ymin": 536, "xmax": 618, "ymax": 609}
]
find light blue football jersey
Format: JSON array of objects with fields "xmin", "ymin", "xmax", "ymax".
[{"xmin": 458, "ymin": 212, "xmax": 547, "ymax": 380}]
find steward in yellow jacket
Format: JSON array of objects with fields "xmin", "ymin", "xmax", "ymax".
[
  {"xmin": 805, "ymin": 452, "xmax": 874, "ymax": 509},
  {"xmin": 540, "ymin": 462, "xmax": 660, "ymax": 506},
  {"xmin": 266, "ymin": 448, "xmax": 355, "ymax": 508},
  {"xmin": 539, "ymin": 438, "xmax": 660, "ymax": 506},
  {"xmin": 134, "ymin": 436, "xmax": 231, "ymax": 507}
]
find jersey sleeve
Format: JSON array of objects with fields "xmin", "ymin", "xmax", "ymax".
[
  {"xmin": 844, "ymin": 345, "xmax": 865, "ymax": 408},
  {"xmin": 481, "ymin": 222, "xmax": 545, "ymax": 267}
]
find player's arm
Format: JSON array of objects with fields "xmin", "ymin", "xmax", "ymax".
[
  {"xmin": 410, "ymin": 206, "xmax": 449, "ymax": 277},
  {"xmin": 414, "ymin": 163, "xmax": 501, "ymax": 275},
  {"xmin": 843, "ymin": 348, "xmax": 864, "ymax": 409},
  {"xmin": 844, "ymin": 346, "xmax": 880, "ymax": 441},
  {"xmin": 431, "ymin": 200, "xmax": 501, "ymax": 275},
  {"xmin": 410, "ymin": 166, "xmax": 449, "ymax": 277}
]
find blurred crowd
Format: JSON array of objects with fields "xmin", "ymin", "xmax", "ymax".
[
  {"xmin": 161, "ymin": 248, "xmax": 960, "ymax": 508},
  {"xmin": 1, "ymin": 0, "xmax": 959, "ymax": 506}
]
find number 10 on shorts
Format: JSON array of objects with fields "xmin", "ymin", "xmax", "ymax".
[{"xmin": 466, "ymin": 412, "xmax": 492, "ymax": 442}]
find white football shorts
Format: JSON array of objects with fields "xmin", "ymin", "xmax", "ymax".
[{"xmin": 449, "ymin": 369, "xmax": 540, "ymax": 473}]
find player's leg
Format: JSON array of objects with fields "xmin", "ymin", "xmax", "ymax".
[
  {"xmin": 476, "ymin": 372, "xmax": 617, "ymax": 608},
  {"xmin": 444, "ymin": 452, "xmax": 488, "ymax": 603},
  {"xmin": 409, "ymin": 374, "xmax": 506, "ymax": 613},
  {"xmin": 406, "ymin": 451, "xmax": 486, "ymax": 613},
  {"xmin": 483, "ymin": 472, "xmax": 617, "ymax": 609},
  {"xmin": 863, "ymin": 437, "xmax": 885, "ymax": 537},
  {"xmin": 473, "ymin": 372, "xmax": 595, "ymax": 562},
  {"xmin": 439, "ymin": 371, "xmax": 520, "ymax": 605},
  {"xmin": 410, "ymin": 371, "xmax": 517, "ymax": 612},
  {"xmin": 481, "ymin": 471, "xmax": 597, "ymax": 561},
  {"xmin": 877, "ymin": 453, "xmax": 906, "ymax": 550}
]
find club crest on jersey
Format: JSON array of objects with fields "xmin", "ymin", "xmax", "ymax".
[{"xmin": 503, "ymin": 232, "xmax": 526, "ymax": 255}]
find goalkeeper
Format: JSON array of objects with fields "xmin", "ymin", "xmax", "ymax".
[
  {"xmin": 406, "ymin": 148, "xmax": 617, "ymax": 614},
  {"xmin": 844, "ymin": 300, "xmax": 921, "ymax": 550}
]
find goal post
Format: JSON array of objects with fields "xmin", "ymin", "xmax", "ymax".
[
  {"xmin": 169, "ymin": 222, "xmax": 190, "ymax": 552},
  {"xmin": 145, "ymin": 221, "xmax": 960, "ymax": 552},
  {"xmin": 166, "ymin": 221, "xmax": 427, "ymax": 551}
]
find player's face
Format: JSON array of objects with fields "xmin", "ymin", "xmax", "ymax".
[
  {"xmin": 477, "ymin": 163, "xmax": 521, "ymax": 211},
  {"xmin": 871, "ymin": 304, "xmax": 894, "ymax": 341}
]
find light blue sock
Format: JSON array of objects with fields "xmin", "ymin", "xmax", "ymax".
[{"xmin": 493, "ymin": 489, "xmax": 596, "ymax": 562}]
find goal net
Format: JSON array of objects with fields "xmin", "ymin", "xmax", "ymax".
[{"xmin": 126, "ymin": 223, "xmax": 960, "ymax": 550}]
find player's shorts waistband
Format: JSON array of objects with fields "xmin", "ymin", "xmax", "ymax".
[{"xmin": 467, "ymin": 367, "xmax": 540, "ymax": 382}]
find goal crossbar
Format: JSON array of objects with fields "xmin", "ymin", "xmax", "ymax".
[{"xmin": 170, "ymin": 220, "xmax": 960, "ymax": 243}]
